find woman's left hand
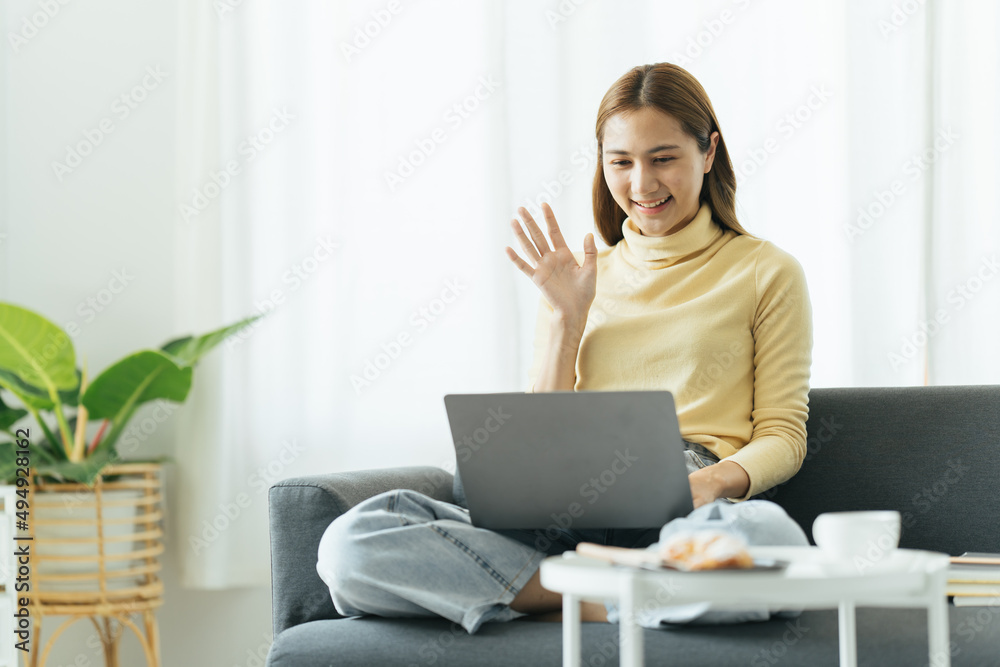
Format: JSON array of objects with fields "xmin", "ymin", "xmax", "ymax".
[
  {"xmin": 687, "ymin": 460, "xmax": 751, "ymax": 509},
  {"xmin": 688, "ymin": 467, "xmax": 720, "ymax": 509}
]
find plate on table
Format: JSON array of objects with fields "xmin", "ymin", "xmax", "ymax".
[
  {"xmin": 632, "ymin": 557, "xmax": 790, "ymax": 573},
  {"xmin": 575, "ymin": 543, "xmax": 789, "ymax": 573}
]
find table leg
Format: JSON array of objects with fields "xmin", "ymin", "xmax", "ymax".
[
  {"xmin": 838, "ymin": 601, "xmax": 857, "ymax": 667},
  {"xmin": 927, "ymin": 596, "xmax": 951, "ymax": 667},
  {"xmin": 619, "ymin": 576, "xmax": 643, "ymax": 667},
  {"xmin": 562, "ymin": 593, "xmax": 581, "ymax": 667}
]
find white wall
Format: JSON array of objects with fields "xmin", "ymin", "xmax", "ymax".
[{"xmin": 2, "ymin": 1, "xmax": 272, "ymax": 665}]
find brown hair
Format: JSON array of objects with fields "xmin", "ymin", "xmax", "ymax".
[{"xmin": 591, "ymin": 62, "xmax": 755, "ymax": 246}]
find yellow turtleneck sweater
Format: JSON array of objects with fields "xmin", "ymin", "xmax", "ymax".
[{"xmin": 526, "ymin": 200, "xmax": 813, "ymax": 501}]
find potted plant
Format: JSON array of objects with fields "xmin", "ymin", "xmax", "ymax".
[
  {"xmin": 0, "ymin": 302, "xmax": 261, "ymax": 603},
  {"xmin": 0, "ymin": 303, "xmax": 259, "ymax": 484}
]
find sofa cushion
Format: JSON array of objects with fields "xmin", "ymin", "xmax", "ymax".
[{"xmin": 266, "ymin": 607, "xmax": 1000, "ymax": 667}]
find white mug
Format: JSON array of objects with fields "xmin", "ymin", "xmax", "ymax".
[{"xmin": 812, "ymin": 511, "xmax": 901, "ymax": 560}]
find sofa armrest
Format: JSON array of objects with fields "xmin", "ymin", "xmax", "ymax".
[{"xmin": 268, "ymin": 465, "xmax": 454, "ymax": 636}]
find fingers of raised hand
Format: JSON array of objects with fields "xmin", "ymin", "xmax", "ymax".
[
  {"xmin": 515, "ymin": 206, "xmax": 553, "ymax": 258},
  {"xmin": 510, "ymin": 217, "xmax": 542, "ymax": 265},
  {"xmin": 504, "ymin": 245, "xmax": 533, "ymax": 277},
  {"xmin": 540, "ymin": 202, "xmax": 567, "ymax": 248}
]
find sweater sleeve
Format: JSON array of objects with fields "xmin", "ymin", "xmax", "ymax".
[
  {"xmin": 527, "ymin": 249, "xmax": 588, "ymax": 392},
  {"xmin": 525, "ymin": 294, "xmax": 554, "ymax": 393},
  {"xmin": 723, "ymin": 242, "xmax": 813, "ymax": 501}
]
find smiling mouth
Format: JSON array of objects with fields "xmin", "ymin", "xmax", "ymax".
[{"xmin": 633, "ymin": 196, "xmax": 672, "ymax": 210}]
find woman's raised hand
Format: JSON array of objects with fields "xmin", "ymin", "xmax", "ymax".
[{"xmin": 505, "ymin": 202, "xmax": 597, "ymax": 325}]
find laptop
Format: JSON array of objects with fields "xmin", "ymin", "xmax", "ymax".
[{"xmin": 442, "ymin": 390, "xmax": 694, "ymax": 530}]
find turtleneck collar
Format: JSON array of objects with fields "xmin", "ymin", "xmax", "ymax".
[{"xmin": 619, "ymin": 200, "xmax": 722, "ymax": 269}]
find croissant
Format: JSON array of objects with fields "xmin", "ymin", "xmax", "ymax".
[{"xmin": 658, "ymin": 530, "xmax": 754, "ymax": 570}]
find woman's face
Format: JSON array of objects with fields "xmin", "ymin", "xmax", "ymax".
[{"xmin": 601, "ymin": 107, "xmax": 719, "ymax": 237}]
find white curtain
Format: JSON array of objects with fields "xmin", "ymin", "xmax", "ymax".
[{"xmin": 172, "ymin": 0, "xmax": 1000, "ymax": 589}]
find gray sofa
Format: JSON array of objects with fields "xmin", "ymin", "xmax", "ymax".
[{"xmin": 266, "ymin": 385, "xmax": 1000, "ymax": 666}]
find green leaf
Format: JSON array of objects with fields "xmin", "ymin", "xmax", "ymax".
[
  {"xmin": 30, "ymin": 450, "xmax": 119, "ymax": 486},
  {"xmin": 25, "ymin": 438, "xmax": 67, "ymax": 464},
  {"xmin": 0, "ymin": 380, "xmax": 66, "ymax": 460},
  {"xmin": 160, "ymin": 314, "xmax": 264, "ymax": 366},
  {"xmin": 0, "ymin": 441, "xmax": 19, "ymax": 483},
  {"xmin": 0, "ymin": 369, "xmax": 52, "ymax": 409},
  {"xmin": 0, "ymin": 392, "xmax": 28, "ymax": 431},
  {"xmin": 0, "ymin": 303, "xmax": 78, "ymax": 391},
  {"xmin": 0, "ymin": 437, "xmax": 62, "ymax": 484},
  {"xmin": 0, "ymin": 367, "xmax": 81, "ymax": 408},
  {"xmin": 81, "ymin": 350, "xmax": 193, "ymax": 421},
  {"xmin": 28, "ymin": 421, "xmax": 67, "ymax": 462}
]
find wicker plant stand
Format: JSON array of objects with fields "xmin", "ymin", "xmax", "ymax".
[{"xmin": 22, "ymin": 463, "xmax": 164, "ymax": 667}]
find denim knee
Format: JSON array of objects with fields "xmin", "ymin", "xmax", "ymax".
[
  {"xmin": 316, "ymin": 490, "xmax": 400, "ymax": 616},
  {"xmin": 722, "ymin": 499, "xmax": 809, "ymax": 546},
  {"xmin": 316, "ymin": 488, "xmax": 479, "ymax": 617},
  {"xmin": 315, "ymin": 488, "xmax": 545, "ymax": 631},
  {"xmin": 657, "ymin": 498, "xmax": 809, "ymax": 548}
]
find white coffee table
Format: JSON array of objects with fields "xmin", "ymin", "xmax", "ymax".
[{"xmin": 539, "ymin": 545, "xmax": 951, "ymax": 667}]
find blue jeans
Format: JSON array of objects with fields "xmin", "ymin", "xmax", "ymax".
[{"xmin": 316, "ymin": 441, "xmax": 808, "ymax": 634}]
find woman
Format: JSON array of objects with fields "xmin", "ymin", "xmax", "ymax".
[{"xmin": 317, "ymin": 62, "xmax": 812, "ymax": 633}]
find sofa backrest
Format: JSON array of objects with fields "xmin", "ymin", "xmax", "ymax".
[{"xmin": 767, "ymin": 384, "xmax": 1000, "ymax": 556}]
